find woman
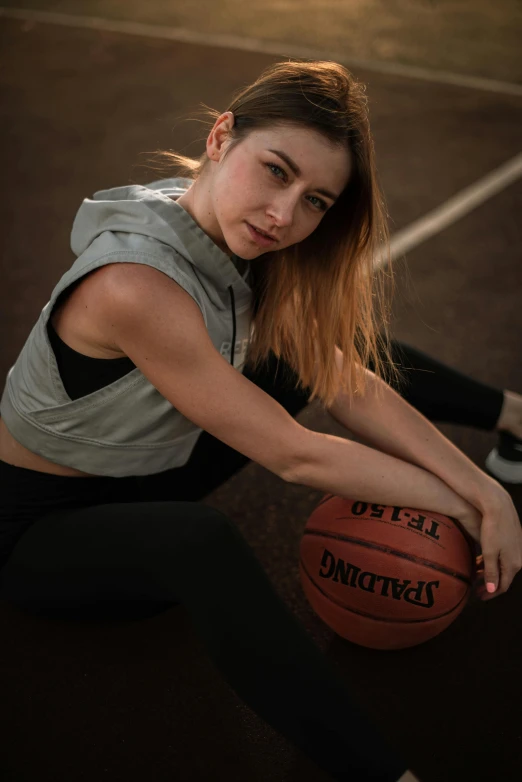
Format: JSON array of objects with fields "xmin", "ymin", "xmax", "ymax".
[{"xmin": 0, "ymin": 60, "xmax": 521, "ymax": 782}]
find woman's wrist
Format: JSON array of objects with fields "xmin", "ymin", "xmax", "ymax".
[{"xmin": 469, "ymin": 473, "xmax": 510, "ymax": 514}]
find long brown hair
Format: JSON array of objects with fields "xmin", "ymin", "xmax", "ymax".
[{"xmin": 144, "ymin": 60, "xmax": 401, "ymax": 409}]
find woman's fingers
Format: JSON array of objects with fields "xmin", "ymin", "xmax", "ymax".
[{"xmin": 480, "ymin": 523, "xmax": 522, "ymax": 599}]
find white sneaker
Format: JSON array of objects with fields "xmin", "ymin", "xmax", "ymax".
[{"xmin": 485, "ymin": 431, "xmax": 522, "ymax": 484}]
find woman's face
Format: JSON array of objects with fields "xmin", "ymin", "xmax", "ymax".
[{"xmin": 207, "ymin": 115, "xmax": 352, "ymax": 259}]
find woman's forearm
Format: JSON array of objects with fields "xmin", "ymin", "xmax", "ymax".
[
  {"xmin": 327, "ymin": 359, "xmax": 500, "ymax": 512},
  {"xmin": 289, "ymin": 428, "xmax": 470, "ymax": 522}
]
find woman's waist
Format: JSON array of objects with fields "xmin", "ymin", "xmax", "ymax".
[
  {"xmin": 0, "ymin": 457, "xmax": 139, "ymax": 523},
  {"xmin": 0, "ymin": 417, "xmax": 97, "ymax": 477}
]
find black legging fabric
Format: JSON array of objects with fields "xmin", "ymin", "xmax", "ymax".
[
  {"xmin": 0, "ymin": 340, "xmax": 504, "ymax": 782},
  {"xmin": 373, "ymin": 341, "xmax": 503, "ymax": 430}
]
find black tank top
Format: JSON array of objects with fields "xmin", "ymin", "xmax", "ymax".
[{"xmin": 46, "ymin": 319, "xmax": 136, "ymax": 401}]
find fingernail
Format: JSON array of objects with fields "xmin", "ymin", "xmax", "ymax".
[{"xmin": 486, "ymin": 582, "xmax": 496, "ymax": 593}]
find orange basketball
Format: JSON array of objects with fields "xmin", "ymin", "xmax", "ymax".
[{"xmin": 299, "ymin": 494, "xmax": 475, "ymax": 650}]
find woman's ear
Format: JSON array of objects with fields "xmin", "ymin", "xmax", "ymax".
[{"xmin": 207, "ymin": 111, "xmax": 235, "ymax": 162}]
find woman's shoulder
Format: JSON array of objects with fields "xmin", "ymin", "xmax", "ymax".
[{"xmin": 50, "ymin": 264, "xmax": 151, "ymax": 360}]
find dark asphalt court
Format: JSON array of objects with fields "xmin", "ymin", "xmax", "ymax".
[{"xmin": 1, "ymin": 15, "xmax": 522, "ymax": 782}]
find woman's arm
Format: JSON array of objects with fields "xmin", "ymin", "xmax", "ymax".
[
  {"xmin": 303, "ymin": 348, "xmax": 522, "ymax": 597},
  {"xmin": 287, "ymin": 422, "xmax": 474, "ymax": 528},
  {"xmin": 325, "ymin": 347, "xmax": 504, "ymax": 512}
]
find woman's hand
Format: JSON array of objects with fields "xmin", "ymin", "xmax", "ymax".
[{"xmin": 455, "ymin": 482, "xmax": 522, "ymax": 600}]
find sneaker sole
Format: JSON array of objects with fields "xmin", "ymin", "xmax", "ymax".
[{"xmin": 485, "ymin": 448, "xmax": 522, "ymax": 484}]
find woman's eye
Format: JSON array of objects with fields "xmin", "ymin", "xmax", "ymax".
[
  {"xmin": 266, "ymin": 162, "xmax": 286, "ymax": 180},
  {"xmin": 265, "ymin": 163, "xmax": 327, "ymax": 212},
  {"xmin": 307, "ymin": 196, "xmax": 328, "ymax": 212}
]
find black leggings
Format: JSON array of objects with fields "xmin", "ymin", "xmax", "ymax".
[{"xmin": 0, "ymin": 341, "xmax": 504, "ymax": 782}]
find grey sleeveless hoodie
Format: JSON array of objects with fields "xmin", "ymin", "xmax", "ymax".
[{"xmin": 0, "ymin": 178, "xmax": 253, "ymax": 477}]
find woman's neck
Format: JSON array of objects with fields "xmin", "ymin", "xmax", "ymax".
[{"xmin": 176, "ymin": 178, "xmax": 232, "ymax": 257}]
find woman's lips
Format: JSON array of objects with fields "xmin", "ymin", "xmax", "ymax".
[{"xmin": 246, "ymin": 222, "xmax": 277, "ymax": 247}]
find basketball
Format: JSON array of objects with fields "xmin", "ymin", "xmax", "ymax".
[{"xmin": 299, "ymin": 494, "xmax": 475, "ymax": 650}]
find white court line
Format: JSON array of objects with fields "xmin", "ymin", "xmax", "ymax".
[
  {"xmin": 381, "ymin": 152, "xmax": 522, "ymax": 266},
  {"xmin": 1, "ymin": 6, "xmax": 522, "ymax": 97}
]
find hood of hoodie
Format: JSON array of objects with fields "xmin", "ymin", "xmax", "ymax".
[
  {"xmin": 70, "ymin": 177, "xmax": 252, "ymax": 313},
  {"xmin": 69, "ymin": 177, "xmax": 254, "ymax": 371}
]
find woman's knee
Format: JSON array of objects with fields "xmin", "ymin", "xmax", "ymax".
[
  {"xmin": 1, "ymin": 502, "xmax": 237, "ymax": 593},
  {"xmin": 109, "ymin": 502, "xmax": 244, "ymax": 579},
  {"xmin": 152, "ymin": 502, "xmax": 237, "ymax": 549},
  {"xmin": 0, "ymin": 503, "xmax": 241, "ymax": 619}
]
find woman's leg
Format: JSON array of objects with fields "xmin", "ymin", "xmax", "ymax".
[
  {"xmin": 0, "ymin": 350, "xmax": 407, "ymax": 781},
  {"xmin": 378, "ymin": 339, "xmax": 505, "ymax": 430},
  {"xmin": 372, "ymin": 339, "xmax": 522, "ymax": 484},
  {"xmin": 0, "ymin": 501, "xmax": 406, "ymax": 782}
]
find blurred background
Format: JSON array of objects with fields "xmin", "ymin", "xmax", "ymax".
[{"xmin": 2, "ymin": 0, "xmax": 522, "ymax": 82}]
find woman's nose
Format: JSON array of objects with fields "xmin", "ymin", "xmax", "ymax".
[{"xmin": 266, "ymin": 193, "xmax": 296, "ymax": 227}]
